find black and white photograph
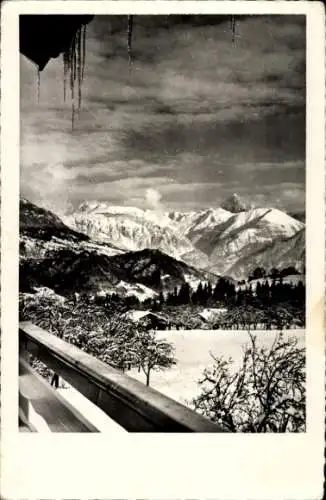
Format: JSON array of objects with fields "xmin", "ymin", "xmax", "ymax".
[
  {"xmin": 17, "ymin": 12, "xmax": 308, "ymax": 433},
  {"xmin": 1, "ymin": 1, "xmax": 325, "ymax": 499}
]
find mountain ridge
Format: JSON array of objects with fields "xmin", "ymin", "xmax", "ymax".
[
  {"xmin": 21, "ymin": 197, "xmax": 305, "ymax": 284},
  {"xmin": 19, "ymin": 199, "xmax": 218, "ymax": 299},
  {"xmin": 64, "ymin": 198, "xmax": 304, "ymax": 279}
]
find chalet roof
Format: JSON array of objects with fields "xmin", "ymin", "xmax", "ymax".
[
  {"xmin": 124, "ymin": 310, "xmax": 171, "ymax": 324},
  {"xmin": 199, "ymin": 308, "xmax": 228, "ymax": 322}
]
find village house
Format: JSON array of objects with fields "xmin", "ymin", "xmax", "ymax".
[
  {"xmin": 123, "ymin": 310, "xmax": 182, "ymax": 331},
  {"xmin": 198, "ymin": 308, "xmax": 228, "ymax": 327}
]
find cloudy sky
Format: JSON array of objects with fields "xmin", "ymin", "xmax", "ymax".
[{"xmin": 20, "ymin": 15, "xmax": 305, "ymax": 215}]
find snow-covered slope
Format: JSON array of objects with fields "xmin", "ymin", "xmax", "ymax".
[
  {"xmin": 225, "ymin": 228, "xmax": 305, "ymax": 280},
  {"xmin": 197, "ymin": 208, "xmax": 304, "ymax": 276},
  {"xmin": 20, "ymin": 199, "xmax": 123, "ymax": 262},
  {"xmin": 97, "ymin": 281, "xmax": 158, "ymax": 302},
  {"xmin": 185, "ymin": 208, "xmax": 234, "ymax": 244},
  {"xmin": 198, "ymin": 208, "xmax": 303, "ymax": 252},
  {"xmin": 168, "ymin": 207, "xmax": 233, "ymax": 238}
]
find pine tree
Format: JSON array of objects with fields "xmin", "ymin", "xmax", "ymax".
[
  {"xmin": 178, "ymin": 282, "xmax": 191, "ymax": 305},
  {"xmin": 270, "ymin": 267, "xmax": 280, "ymax": 279},
  {"xmin": 252, "ymin": 267, "xmax": 266, "ymax": 280},
  {"xmin": 207, "ymin": 281, "xmax": 213, "ymax": 301},
  {"xmin": 159, "ymin": 290, "xmax": 165, "ymax": 305},
  {"xmin": 196, "ymin": 282, "xmax": 204, "ymax": 305}
]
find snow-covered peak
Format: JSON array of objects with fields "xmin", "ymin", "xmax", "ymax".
[
  {"xmin": 205, "ymin": 207, "xmax": 305, "ymax": 277},
  {"xmin": 167, "ymin": 207, "xmax": 233, "ymax": 236},
  {"xmin": 77, "ymin": 201, "xmax": 145, "ymax": 217},
  {"xmin": 76, "ymin": 201, "xmax": 176, "ymax": 228},
  {"xmin": 221, "ymin": 207, "xmax": 304, "ymax": 238},
  {"xmin": 260, "ymin": 208, "xmax": 304, "ymax": 230},
  {"xmin": 189, "ymin": 207, "xmax": 233, "ymax": 232}
]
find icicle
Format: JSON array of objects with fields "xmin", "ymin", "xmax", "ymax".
[
  {"xmin": 231, "ymin": 16, "xmax": 237, "ymax": 44},
  {"xmin": 127, "ymin": 15, "xmax": 133, "ymax": 65},
  {"xmin": 77, "ymin": 27, "xmax": 82, "ymax": 113},
  {"xmin": 81, "ymin": 24, "xmax": 86, "ymax": 81},
  {"xmin": 70, "ymin": 35, "xmax": 76, "ymax": 130},
  {"xmin": 62, "ymin": 24, "xmax": 88, "ymax": 130},
  {"xmin": 63, "ymin": 52, "xmax": 69, "ymax": 102},
  {"xmin": 36, "ymin": 68, "xmax": 40, "ymax": 103}
]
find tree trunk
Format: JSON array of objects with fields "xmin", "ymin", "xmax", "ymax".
[{"xmin": 146, "ymin": 371, "xmax": 150, "ymax": 386}]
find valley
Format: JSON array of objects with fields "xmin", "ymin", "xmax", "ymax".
[
  {"xmin": 20, "ymin": 196, "xmax": 305, "ymax": 303},
  {"xmin": 19, "ymin": 195, "xmax": 306, "ymax": 430}
]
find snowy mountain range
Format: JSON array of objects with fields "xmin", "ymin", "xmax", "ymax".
[
  {"xmin": 64, "ymin": 200, "xmax": 209, "ymax": 268},
  {"xmin": 64, "ymin": 194, "xmax": 305, "ymax": 279},
  {"xmin": 20, "ymin": 199, "xmax": 216, "ymax": 299},
  {"xmin": 20, "ymin": 195, "xmax": 305, "ymax": 299}
]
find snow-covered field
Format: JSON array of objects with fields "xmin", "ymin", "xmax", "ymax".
[
  {"xmin": 53, "ymin": 328, "xmax": 304, "ymax": 432},
  {"xmin": 129, "ymin": 328, "xmax": 305, "ymax": 405},
  {"xmin": 57, "ymin": 386, "xmax": 127, "ymax": 433}
]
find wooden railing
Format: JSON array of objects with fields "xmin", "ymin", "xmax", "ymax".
[{"xmin": 19, "ymin": 322, "xmax": 226, "ymax": 433}]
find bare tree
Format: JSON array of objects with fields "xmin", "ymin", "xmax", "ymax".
[
  {"xmin": 191, "ymin": 331, "xmax": 305, "ymax": 432},
  {"xmin": 19, "ymin": 294, "xmax": 138, "ymax": 380},
  {"xmin": 20, "ymin": 294, "xmax": 177, "ymax": 387},
  {"xmin": 133, "ymin": 330, "xmax": 176, "ymax": 386}
]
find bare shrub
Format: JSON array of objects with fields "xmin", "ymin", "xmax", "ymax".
[{"xmin": 191, "ymin": 332, "xmax": 305, "ymax": 432}]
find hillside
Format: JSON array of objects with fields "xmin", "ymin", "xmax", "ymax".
[
  {"xmin": 226, "ymin": 229, "xmax": 305, "ymax": 280},
  {"xmin": 20, "ymin": 200, "xmax": 218, "ymax": 298},
  {"xmin": 20, "ymin": 198, "xmax": 90, "ymax": 242},
  {"xmin": 107, "ymin": 248, "xmax": 217, "ymax": 291},
  {"xmin": 197, "ymin": 208, "xmax": 304, "ymax": 278},
  {"xmin": 20, "ymin": 246, "xmax": 216, "ymax": 297},
  {"xmin": 20, "ymin": 198, "xmax": 124, "ymax": 261}
]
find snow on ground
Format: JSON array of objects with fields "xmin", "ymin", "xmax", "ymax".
[
  {"xmin": 184, "ymin": 273, "xmax": 207, "ymax": 290},
  {"xmin": 124, "ymin": 309, "xmax": 151, "ymax": 322},
  {"xmin": 199, "ymin": 308, "xmax": 228, "ymax": 322},
  {"xmin": 23, "ymin": 287, "xmax": 66, "ymax": 303},
  {"xmin": 47, "ymin": 328, "xmax": 305, "ymax": 431},
  {"xmin": 56, "ymin": 386, "xmax": 127, "ymax": 433},
  {"xmin": 129, "ymin": 328, "xmax": 305, "ymax": 406},
  {"xmin": 97, "ymin": 281, "xmax": 157, "ymax": 302},
  {"xmin": 116, "ymin": 281, "xmax": 158, "ymax": 301},
  {"xmin": 283, "ymin": 274, "xmax": 305, "ymax": 286}
]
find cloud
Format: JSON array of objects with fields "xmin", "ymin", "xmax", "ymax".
[
  {"xmin": 20, "ymin": 15, "xmax": 305, "ymax": 214},
  {"xmin": 145, "ymin": 188, "xmax": 163, "ymax": 209}
]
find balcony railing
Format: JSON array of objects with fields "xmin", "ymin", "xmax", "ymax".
[{"xmin": 19, "ymin": 322, "xmax": 226, "ymax": 433}]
